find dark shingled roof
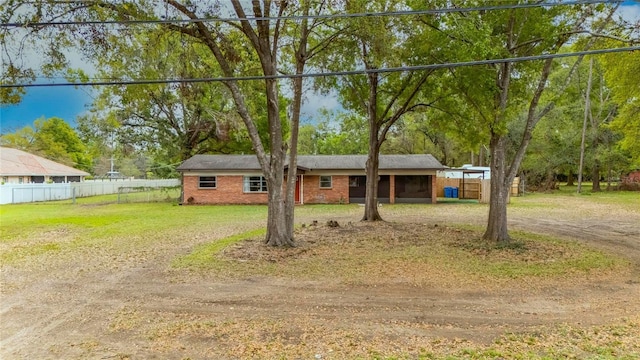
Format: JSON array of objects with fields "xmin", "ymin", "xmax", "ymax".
[{"xmin": 177, "ymin": 154, "xmax": 444, "ymax": 171}]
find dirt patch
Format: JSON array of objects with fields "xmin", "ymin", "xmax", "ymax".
[{"xmin": 1, "ymin": 201, "xmax": 639, "ymax": 359}]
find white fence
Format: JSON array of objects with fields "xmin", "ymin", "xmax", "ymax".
[{"xmin": 0, "ymin": 179, "xmax": 180, "ymax": 205}]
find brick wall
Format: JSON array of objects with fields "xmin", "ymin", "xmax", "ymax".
[
  {"xmin": 183, "ymin": 175, "xmax": 268, "ymax": 204},
  {"xmin": 183, "ymin": 174, "xmax": 436, "ymax": 205},
  {"xmin": 303, "ymin": 175, "xmax": 349, "ymax": 204}
]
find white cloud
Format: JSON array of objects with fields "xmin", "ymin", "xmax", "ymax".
[
  {"xmin": 300, "ymin": 91, "xmax": 343, "ymax": 124},
  {"xmin": 617, "ymin": 3, "xmax": 640, "ymax": 24}
]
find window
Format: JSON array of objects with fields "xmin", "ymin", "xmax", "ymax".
[
  {"xmin": 199, "ymin": 176, "xmax": 217, "ymax": 188},
  {"xmin": 243, "ymin": 176, "xmax": 267, "ymax": 192},
  {"xmin": 319, "ymin": 175, "xmax": 332, "ymax": 189},
  {"xmin": 18, "ymin": 177, "xmax": 23, "ymax": 184}
]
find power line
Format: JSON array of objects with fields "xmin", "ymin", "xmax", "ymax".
[
  {"xmin": 2, "ymin": 46, "xmax": 638, "ymax": 89},
  {"xmin": 0, "ymin": 0, "xmax": 620, "ymax": 28}
]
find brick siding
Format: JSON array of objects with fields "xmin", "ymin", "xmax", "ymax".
[
  {"xmin": 302, "ymin": 175, "xmax": 349, "ymax": 204},
  {"xmin": 183, "ymin": 174, "xmax": 435, "ymax": 205},
  {"xmin": 183, "ymin": 175, "xmax": 268, "ymax": 204}
]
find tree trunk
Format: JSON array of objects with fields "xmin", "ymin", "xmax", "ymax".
[
  {"xmin": 223, "ymin": 76, "xmax": 293, "ymax": 247},
  {"xmin": 591, "ymin": 159, "xmax": 601, "ymax": 192},
  {"xmin": 483, "ymin": 55, "xmax": 513, "ymax": 244},
  {"xmin": 363, "ymin": 101, "xmax": 382, "ymax": 221},
  {"xmin": 483, "ymin": 134, "xmax": 511, "ymax": 244},
  {"xmin": 263, "ymin": 73, "xmax": 294, "ymax": 247},
  {"xmin": 362, "ymin": 69, "xmax": 383, "ymax": 222},
  {"xmin": 566, "ymin": 171, "xmax": 575, "ymax": 186},
  {"xmin": 606, "ymin": 161, "xmax": 612, "ymax": 190},
  {"xmin": 544, "ymin": 170, "xmax": 556, "ymax": 191},
  {"xmin": 265, "ymin": 169, "xmax": 293, "ymax": 247},
  {"xmin": 362, "ymin": 143, "xmax": 382, "ymax": 221}
]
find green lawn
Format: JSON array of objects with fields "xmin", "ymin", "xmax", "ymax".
[
  {"xmin": 1, "ymin": 187, "xmax": 637, "ymax": 266},
  {"xmin": 519, "ymin": 183, "xmax": 640, "ymax": 207},
  {"xmin": 0, "ymin": 202, "xmax": 264, "ymax": 264},
  {"xmin": 0, "ymin": 200, "xmax": 364, "ymax": 265},
  {"xmin": 1, "ymin": 191, "xmax": 639, "ymax": 359}
]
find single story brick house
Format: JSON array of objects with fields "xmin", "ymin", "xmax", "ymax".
[{"xmin": 177, "ymin": 154, "xmax": 445, "ymax": 205}]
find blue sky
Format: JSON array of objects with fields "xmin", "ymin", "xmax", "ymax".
[{"xmin": 0, "ymin": 86, "xmax": 93, "ymax": 133}]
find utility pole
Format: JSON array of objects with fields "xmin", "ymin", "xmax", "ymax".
[{"xmin": 577, "ymin": 58, "xmax": 593, "ymax": 194}]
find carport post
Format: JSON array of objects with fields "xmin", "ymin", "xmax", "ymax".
[{"xmin": 390, "ymin": 175, "xmax": 395, "ymax": 204}]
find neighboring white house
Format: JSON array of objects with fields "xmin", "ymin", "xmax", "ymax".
[
  {"xmin": 438, "ymin": 164, "xmax": 491, "ymax": 179},
  {"xmin": 0, "ymin": 147, "xmax": 89, "ymax": 184}
]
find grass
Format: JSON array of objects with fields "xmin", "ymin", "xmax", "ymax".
[
  {"xmin": 452, "ymin": 231, "xmax": 626, "ymax": 278},
  {"xmin": 1, "ymin": 191, "xmax": 632, "ymax": 275},
  {"xmin": 0, "ymin": 202, "xmax": 270, "ymax": 265},
  {"xmin": 172, "ymin": 227, "xmax": 267, "ymax": 269},
  {"xmin": 514, "ymin": 183, "xmax": 640, "ymax": 209},
  {"xmin": 1, "ymin": 191, "xmax": 638, "ymax": 359}
]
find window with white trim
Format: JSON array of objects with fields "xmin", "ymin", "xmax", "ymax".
[
  {"xmin": 243, "ymin": 176, "xmax": 268, "ymax": 192},
  {"xmin": 319, "ymin": 175, "xmax": 332, "ymax": 189},
  {"xmin": 198, "ymin": 176, "xmax": 217, "ymax": 188}
]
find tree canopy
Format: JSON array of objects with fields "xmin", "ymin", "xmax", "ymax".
[
  {"xmin": 1, "ymin": 117, "xmax": 92, "ymax": 172},
  {"xmin": 1, "ymin": 1, "xmax": 638, "ymax": 245}
]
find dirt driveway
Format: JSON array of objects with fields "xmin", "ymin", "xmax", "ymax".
[{"xmin": 1, "ymin": 198, "xmax": 639, "ymax": 359}]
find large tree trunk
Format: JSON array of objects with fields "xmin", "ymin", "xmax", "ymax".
[
  {"xmin": 263, "ymin": 74, "xmax": 295, "ymax": 247},
  {"xmin": 265, "ymin": 167, "xmax": 293, "ymax": 247},
  {"xmin": 483, "ymin": 56, "xmax": 513, "ymax": 244},
  {"xmin": 362, "ymin": 142, "xmax": 382, "ymax": 221},
  {"xmin": 362, "ymin": 69, "xmax": 383, "ymax": 222},
  {"xmin": 483, "ymin": 134, "xmax": 512, "ymax": 244},
  {"xmin": 225, "ymin": 76, "xmax": 293, "ymax": 247}
]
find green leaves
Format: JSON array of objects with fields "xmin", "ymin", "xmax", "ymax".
[
  {"xmin": 601, "ymin": 50, "xmax": 640, "ymax": 167},
  {"xmin": 1, "ymin": 117, "xmax": 92, "ymax": 172}
]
